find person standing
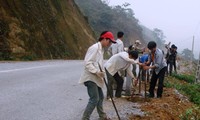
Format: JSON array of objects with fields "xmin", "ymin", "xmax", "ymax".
[
  {"xmin": 128, "ymin": 40, "xmax": 143, "ymax": 54},
  {"xmin": 107, "ymin": 31, "xmax": 124, "ymax": 98},
  {"xmin": 166, "ymin": 44, "xmax": 177, "ymax": 76},
  {"xmin": 173, "ymin": 46, "xmax": 178, "ymax": 73},
  {"xmin": 79, "ymin": 31, "xmax": 116, "ymax": 120},
  {"xmin": 139, "ymin": 48, "xmax": 150, "ymax": 82},
  {"xmin": 125, "ymin": 40, "xmax": 142, "ymax": 96},
  {"xmin": 104, "ymin": 51, "xmax": 139, "ymax": 98},
  {"xmin": 109, "ymin": 31, "xmax": 124, "ymax": 55},
  {"xmin": 143, "ymin": 41, "xmax": 167, "ymax": 98}
]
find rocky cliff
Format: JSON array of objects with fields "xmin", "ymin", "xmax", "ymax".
[{"xmin": 0, "ymin": 0, "xmax": 95, "ymax": 60}]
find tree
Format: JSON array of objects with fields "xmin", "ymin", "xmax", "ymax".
[
  {"xmin": 75, "ymin": 0, "xmax": 143, "ymax": 46},
  {"xmin": 182, "ymin": 48, "xmax": 194, "ymax": 60},
  {"xmin": 152, "ymin": 28, "xmax": 166, "ymax": 49}
]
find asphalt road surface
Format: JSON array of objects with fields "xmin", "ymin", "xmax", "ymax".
[{"xmin": 0, "ymin": 60, "xmax": 95, "ymax": 120}]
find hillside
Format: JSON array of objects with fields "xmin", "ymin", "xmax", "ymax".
[
  {"xmin": 75, "ymin": 0, "xmax": 144, "ymax": 47},
  {"xmin": 0, "ymin": 0, "xmax": 95, "ymax": 60},
  {"xmin": 75, "ymin": 0, "xmax": 166, "ymax": 49}
]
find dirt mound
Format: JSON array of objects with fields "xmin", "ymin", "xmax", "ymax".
[{"xmin": 129, "ymin": 88, "xmax": 193, "ymax": 120}]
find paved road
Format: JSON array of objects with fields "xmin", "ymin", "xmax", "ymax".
[
  {"xmin": 0, "ymin": 60, "xmax": 143, "ymax": 120},
  {"xmin": 0, "ymin": 60, "xmax": 92, "ymax": 120}
]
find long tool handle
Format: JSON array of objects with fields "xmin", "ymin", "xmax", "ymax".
[
  {"xmin": 98, "ymin": 63, "xmax": 121, "ymax": 120},
  {"xmin": 144, "ymin": 76, "xmax": 147, "ymax": 99},
  {"xmin": 138, "ymin": 68, "xmax": 142, "ymax": 94},
  {"xmin": 131, "ymin": 67, "xmax": 142, "ymax": 97}
]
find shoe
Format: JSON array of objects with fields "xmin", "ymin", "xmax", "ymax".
[
  {"xmin": 123, "ymin": 92, "xmax": 131, "ymax": 96},
  {"xmin": 157, "ymin": 95, "xmax": 162, "ymax": 98},
  {"xmin": 106, "ymin": 96, "xmax": 113, "ymax": 100},
  {"xmin": 146, "ymin": 93, "xmax": 154, "ymax": 98},
  {"xmin": 107, "ymin": 97, "xmax": 117, "ymax": 101}
]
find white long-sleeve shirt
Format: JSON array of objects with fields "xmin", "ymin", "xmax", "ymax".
[
  {"xmin": 110, "ymin": 39, "xmax": 124, "ymax": 55},
  {"xmin": 79, "ymin": 42, "xmax": 105, "ymax": 88},
  {"xmin": 104, "ymin": 52, "xmax": 137, "ymax": 79}
]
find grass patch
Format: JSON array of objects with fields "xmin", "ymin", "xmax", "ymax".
[
  {"xmin": 165, "ymin": 74, "xmax": 200, "ymax": 119},
  {"xmin": 172, "ymin": 73, "xmax": 195, "ymax": 83},
  {"xmin": 165, "ymin": 75, "xmax": 200, "ymax": 105},
  {"xmin": 180, "ymin": 106, "xmax": 200, "ymax": 120}
]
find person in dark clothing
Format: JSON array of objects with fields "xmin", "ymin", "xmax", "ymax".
[
  {"xmin": 143, "ymin": 41, "xmax": 167, "ymax": 98},
  {"xmin": 166, "ymin": 44, "xmax": 177, "ymax": 76},
  {"xmin": 173, "ymin": 46, "xmax": 178, "ymax": 73}
]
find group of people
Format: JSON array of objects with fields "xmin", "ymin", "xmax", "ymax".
[{"xmin": 79, "ymin": 31, "xmax": 177, "ymax": 120}]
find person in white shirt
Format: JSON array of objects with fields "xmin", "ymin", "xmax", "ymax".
[
  {"xmin": 79, "ymin": 31, "xmax": 116, "ymax": 120},
  {"xmin": 125, "ymin": 39, "xmax": 143, "ymax": 96},
  {"xmin": 107, "ymin": 32, "xmax": 124, "ymax": 98},
  {"xmin": 104, "ymin": 51, "xmax": 139, "ymax": 98},
  {"xmin": 109, "ymin": 31, "xmax": 124, "ymax": 55}
]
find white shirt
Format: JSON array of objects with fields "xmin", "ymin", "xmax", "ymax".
[
  {"xmin": 79, "ymin": 42, "xmax": 105, "ymax": 88},
  {"xmin": 104, "ymin": 52, "xmax": 137, "ymax": 79},
  {"xmin": 110, "ymin": 39, "xmax": 124, "ymax": 55}
]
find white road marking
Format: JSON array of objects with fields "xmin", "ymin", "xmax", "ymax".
[{"xmin": 0, "ymin": 65, "xmax": 55, "ymax": 73}]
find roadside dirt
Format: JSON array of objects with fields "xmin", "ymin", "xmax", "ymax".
[
  {"xmin": 128, "ymin": 59, "xmax": 195, "ymax": 120},
  {"xmin": 129, "ymin": 87, "xmax": 193, "ymax": 120},
  {"xmin": 102, "ymin": 60, "xmax": 196, "ymax": 120},
  {"xmin": 103, "ymin": 85, "xmax": 193, "ymax": 120}
]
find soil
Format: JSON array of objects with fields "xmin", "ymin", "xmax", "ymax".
[
  {"xmin": 129, "ymin": 87, "xmax": 193, "ymax": 120},
  {"xmin": 103, "ymin": 85, "xmax": 193, "ymax": 120},
  {"xmin": 102, "ymin": 60, "xmax": 196, "ymax": 120}
]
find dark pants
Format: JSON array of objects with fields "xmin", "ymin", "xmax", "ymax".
[
  {"xmin": 105, "ymin": 69, "xmax": 115, "ymax": 98},
  {"xmin": 167, "ymin": 61, "xmax": 174, "ymax": 76},
  {"xmin": 173, "ymin": 60, "xmax": 177, "ymax": 73},
  {"xmin": 149, "ymin": 67, "xmax": 166, "ymax": 98},
  {"xmin": 113, "ymin": 72, "xmax": 124, "ymax": 98}
]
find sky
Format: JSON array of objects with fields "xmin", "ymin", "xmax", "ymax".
[{"xmin": 107, "ymin": 0, "xmax": 200, "ymax": 58}]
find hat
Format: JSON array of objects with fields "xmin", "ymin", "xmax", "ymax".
[
  {"xmin": 135, "ymin": 40, "xmax": 141, "ymax": 44},
  {"xmin": 171, "ymin": 44, "xmax": 176, "ymax": 48},
  {"xmin": 101, "ymin": 31, "xmax": 116, "ymax": 43}
]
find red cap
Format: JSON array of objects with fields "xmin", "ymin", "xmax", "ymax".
[{"xmin": 100, "ymin": 31, "xmax": 116, "ymax": 43}]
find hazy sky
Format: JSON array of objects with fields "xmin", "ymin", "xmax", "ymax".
[{"xmin": 108, "ymin": 0, "xmax": 200, "ymax": 58}]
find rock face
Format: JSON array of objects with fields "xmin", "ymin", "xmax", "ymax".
[{"xmin": 0, "ymin": 0, "xmax": 95, "ymax": 60}]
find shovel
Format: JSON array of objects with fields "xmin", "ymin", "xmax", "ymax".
[{"xmin": 98, "ymin": 63, "xmax": 121, "ymax": 120}]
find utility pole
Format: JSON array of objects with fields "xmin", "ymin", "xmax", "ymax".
[
  {"xmin": 191, "ymin": 36, "xmax": 194, "ymax": 62},
  {"xmin": 196, "ymin": 52, "xmax": 200, "ymax": 83}
]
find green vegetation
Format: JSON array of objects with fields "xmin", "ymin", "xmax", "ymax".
[
  {"xmin": 165, "ymin": 74, "xmax": 200, "ymax": 119},
  {"xmin": 0, "ymin": 0, "xmax": 95, "ymax": 60},
  {"xmin": 166, "ymin": 74, "xmax": 200, "ymax": 105},
  {"xmin": 172, "ymin": 73, "xmax": 196, "ymax": 83},
  {"xmin": 75, "ymin": 0, "xmax": 142, "ymax": 46},
  {"xmin": 75, "ymin": 0, "xmax": 165, "ymax": 47},
  {"xmin": 182, "ymin": 48, "xmax": 195, "ymax": 61},
  {"xmin": 180, "ymin": 106, "xmax": 200, "ymax": 120},
  {"xmin": 0, "ymin": 0, "xmax": 166, "ymax": 60}
]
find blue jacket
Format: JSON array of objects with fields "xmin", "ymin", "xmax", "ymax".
[{"xmin": 139, "ymin": 54, "xmax": 149, "ymax": 63}]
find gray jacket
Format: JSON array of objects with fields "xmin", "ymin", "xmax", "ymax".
[{"xmin": 148, "ymin": 48, "xmax": 167, "ymax": 74}]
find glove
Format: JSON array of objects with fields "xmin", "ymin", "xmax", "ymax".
[{"xmin": 96, "ymin": 71, "xmax": 105, "ymax": 78}]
